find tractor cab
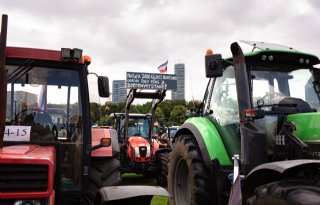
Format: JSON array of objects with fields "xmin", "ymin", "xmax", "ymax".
[
  {"xmin": 202, "ymin": 40, "xmax": 320, "ymax": 169},
  {"xmin": 168, "ymin": 41, "xmax": 320, "ymax": 205},
  {"xmin": 111, "ymin": 113, "xmax": 152, "ymax": 142},
  {"xmin": 1, "ymin": 45, "xmax": 113, "ymax": 203},
  {"xmin": 4, "ymin": 48, "xmax": 88, "ymax": 192}
]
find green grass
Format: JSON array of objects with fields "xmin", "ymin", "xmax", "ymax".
[
  {"xmin": 121, "ymin": 173, "xmax": 168, "ymax": 205},
  {"xmin": 150, "ymin": 196, "xmax": 168, "ymax": 205}
]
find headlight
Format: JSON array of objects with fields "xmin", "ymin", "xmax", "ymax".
[
  {"xmin": 14, "ymin": 200, "xmax": 41, "ymax": 205},
  {"xmin": 135, "ymin": 147, "xmax": 140, "ymax": 157},
  {"xmin": 146, "ymin": 145, "xmax": 150, "ymax": 157}
]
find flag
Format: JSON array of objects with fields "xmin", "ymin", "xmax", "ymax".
[
  {"xmin": 38, "ymin": 84, "xmax": 47, "ymax": 111},
  {"xmin": 157, "ymin": 60, "xmax": 168, "ymax": 73}
]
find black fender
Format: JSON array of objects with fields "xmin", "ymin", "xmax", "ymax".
[
  {"xmin": 242, "ymin": 159, "xmax": 320, "ymax": 201},
  {"xmin": 110, "ymin": 129, "xmax": 120, "ymax": 156},
  {"xmin": 94, "ymin": 185, "xmax": 169, "ymax": 205},
  {"xmin": 173, "ymin": 122, "xmax": 212, "ymax": 169}
]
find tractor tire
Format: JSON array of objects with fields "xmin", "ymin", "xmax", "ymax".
[
  {"xmin": 86, "ymin": 156, "xmax": 121, "ymax": 204},
  {"xmin": 168, "ymin": 135, "xmax": 213, "ymax": 205},
  {"xmin": 246, "ymin": 180, "xmax": 320, "ymax": 205},
  {"xmin": 157, "ymin": 152, "xmax": 169, "ymax": 187}
]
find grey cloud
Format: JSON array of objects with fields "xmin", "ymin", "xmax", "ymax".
[
  {"xmin": 308, "ymin": 0, "xmax": 320, "ymax": 9},
  {"xmin": 1, "ymin": 0, "xmax": 320, "ymax": 101}
]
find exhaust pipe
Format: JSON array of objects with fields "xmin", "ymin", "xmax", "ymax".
[{"xmin": 231, "ymin": 42, "xmax": 267, "ymax": 173}]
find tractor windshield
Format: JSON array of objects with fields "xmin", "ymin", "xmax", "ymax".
[
  {"xmin": 6, "ymin": 64, "xmax": 83, "ymax": 142},
  {"xmin": 120, "ymin": 117, "xmax": 150, "ymax": 139},
  {"xmin": 250, "ymin": 67, "xmax": 320, "ymax": 111}
]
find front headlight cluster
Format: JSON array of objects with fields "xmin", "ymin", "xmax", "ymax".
[
  {"xmin": 134, "ymin": 147, "xmax": 140, "ymax": 157},
  {"xmin": 146, "ymin": 145, "xmax": 150, "ymax": 157}
]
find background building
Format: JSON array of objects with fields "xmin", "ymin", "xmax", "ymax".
[
  {"xmin": 112, "ymin": 80, "xmax": 127, "ymax": 104},
  {"xmin": 6, "ymin": 91, "xmax": 38, "ymax": 120},
  {"xmin": 171, "ymin": 63, "xmax": 185, "ymax": 100}
]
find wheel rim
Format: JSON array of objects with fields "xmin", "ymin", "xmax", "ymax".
[{"xmin": 174, "ymin": 157, "xmax": 190, "ymax": 205}]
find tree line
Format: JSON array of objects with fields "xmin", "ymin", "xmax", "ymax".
[{"xmin": 90, "ymin": 99, "xmax": 201, "ymax": 127}]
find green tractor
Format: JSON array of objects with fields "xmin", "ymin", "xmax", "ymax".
[{"xmin": 168, "ymin": 41, "xmax": 320, "ymax": 204}]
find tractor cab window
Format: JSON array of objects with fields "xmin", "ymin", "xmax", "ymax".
[
  {"xmin": 210, "ymin": 66, "xmax": 239, "ymax": 126},
  {"xmin": 209, "ymin": 66, "xmax": 240, "ymax": 145},
  {"xmin": 250, "ymin": 66, "xmax": 320, "ymax": 155},
  {"xmin": 251, "ymin": 67, "xmax": 319, "ymax": 111},
  {"xmin": 6, "ymin": 63, "xmax": 83, "ymax": 191},
  {"xmin": 120, "ymin": 117, "xmax": 150, "ymax": 139}
]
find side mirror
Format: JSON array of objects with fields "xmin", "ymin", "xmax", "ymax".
[
  {"xmin": 205, "ymin": 53, "xmax": 224, "ymax": 78},
  {"xmin": 98, "ymin": 76, "xmax": 110, "ymax": 97}
]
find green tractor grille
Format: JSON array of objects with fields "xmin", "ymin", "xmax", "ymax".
[{"xmin": 0, "ymin": 164, "xmax": 48, "ymax": 192}]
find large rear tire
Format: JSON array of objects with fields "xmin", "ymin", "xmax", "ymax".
[
  {"xmin": 246, "ymin": 180, "xmax": 320, "ymax": 205},
  {"xmin": 168, "ymin": 135, "xmax": 213, "ymax": 205},
  {"xmin": 157, "ymin": 152, "xmax": 169, "ymax": 187},
  {"xmin": 86, "ymin": 157, "xmax": 121, "ymax": 204}
]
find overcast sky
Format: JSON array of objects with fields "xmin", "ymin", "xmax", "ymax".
[{"xmin": 2, "ymin": 0, "xmax": 320, "ymax": 102}]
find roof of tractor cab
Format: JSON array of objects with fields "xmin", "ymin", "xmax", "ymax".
[
  {"xmin": 5, "ymin": 46, "xmax": 84, "ymax": 64},
  {"xmin": 226, "ymin": 49, "xmax": 320, "ymax": 66}
]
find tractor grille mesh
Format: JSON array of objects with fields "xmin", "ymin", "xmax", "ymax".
[
  {"xmin": 0, "ymin": 164, "xmax": 48, "ymax": 192},
  {"xmin": 139, "ymin": 146, "xmax": 147, "ymax": 157}
]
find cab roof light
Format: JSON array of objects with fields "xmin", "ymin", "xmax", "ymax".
[
  {"xmin": 206, "ymin": 49, "xmax": 214, "ymax": 56},
  {"xmin": 83, "ymin": 55, "xmax": 92, "ymax": 65},
  {"xmin": 73, "ymin": 48, "xmax": 82, "ymax": 60},
  {"xmin": 61, "ymin": 48, "xmax": 72, "ymax": 58},
  {"xmin": 61, "ymin": 48, "xmax": 83, "ymax": 61}
]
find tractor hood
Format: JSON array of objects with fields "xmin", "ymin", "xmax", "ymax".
[
  {"xmin": 128, "ymin": 136, "xmax": 149, "ymax": 147},
  {"xmin": 0, "ymin": 145, "xmax": 55, "ymax": 199},
  {"xmin": 0, "ymin": 144, "xmax": 55, "ymax": 164},
  {"xmin": 286, "ymin": 113, "xmax": 320, "ymax": 142}
]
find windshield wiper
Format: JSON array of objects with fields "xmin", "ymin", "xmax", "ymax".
[{"xmin": 7, "ymin": 60, "xmax": 35, "ymax": 83}]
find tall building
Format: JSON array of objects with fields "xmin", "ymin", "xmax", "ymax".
[
  {"xmin": 171, "ymin": 63, "xmax": 185, "ymax": 100},
  {"xmin": 112, "ymin": 80, "xmax": 127, "ymax": 104}
]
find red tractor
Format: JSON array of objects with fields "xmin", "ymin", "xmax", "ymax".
[
  {"xmin": 110, "ymin": 89, "xmax": 170, "ymax": 186},
  {"xmin": 0, "ymin": 14, "xmax": 168, "ymax": 205}
]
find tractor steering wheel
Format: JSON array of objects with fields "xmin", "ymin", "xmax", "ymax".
[
  {"xmin": 15, "ymin": 108, "xmax": 58, "ymax": 140},
  {"xmin": 15, "ymin": 108, "xmax": 52, "ymax": 125},
  {"xmin": 15, "ymin": 108, "xmax": 57, "ymax": 136}
]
